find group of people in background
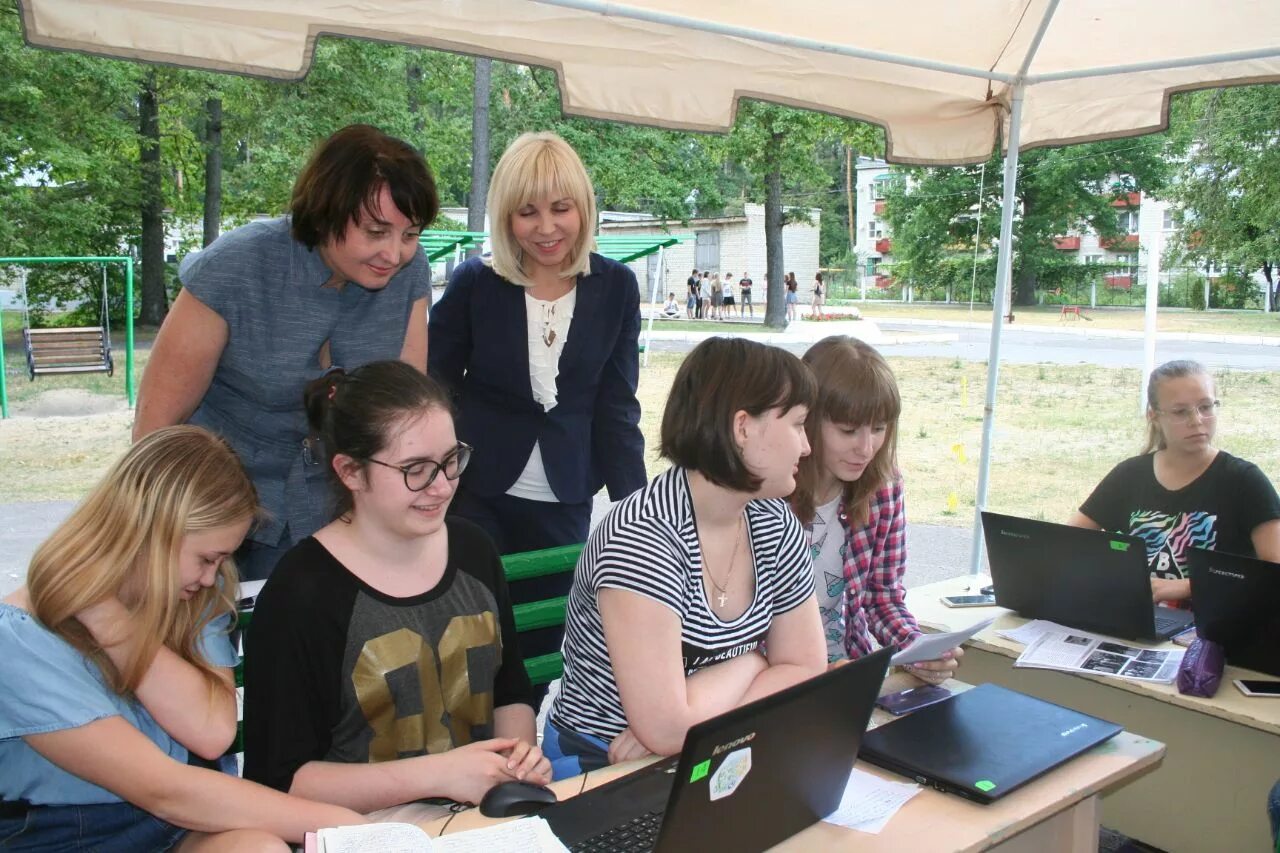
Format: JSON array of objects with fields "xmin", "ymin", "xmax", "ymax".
[
  {"xmin": 685, "ymin": 268, "xmax": 756, "ymax": 319},
  {"xmin": 2, "ymin": 121, "xmax": 1277, "ymax": 852}
]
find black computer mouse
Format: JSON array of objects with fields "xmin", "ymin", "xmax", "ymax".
[{"xmin": 478, "ymin": 779, "xmax": 559, "ymax": 818}]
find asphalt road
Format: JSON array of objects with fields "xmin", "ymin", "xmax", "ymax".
[{"xmin": 644, "ymin": 321, "xmax": 1279, "ymax": 370}]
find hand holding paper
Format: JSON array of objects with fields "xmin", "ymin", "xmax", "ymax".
[{"xmin": 892, "ymin": 617, "xmax": 995, "ymax": 666}]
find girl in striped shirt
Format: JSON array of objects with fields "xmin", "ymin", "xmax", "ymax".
[{"xmin": 545, "ymin": 338, "xmax": 826, "ymax": 778}]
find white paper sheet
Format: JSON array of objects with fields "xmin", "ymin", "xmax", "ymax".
[
  {"xmin": 435, "ymin": 817, "xmax": 569, "ymax": 853},
  {"xmin": 996, "ymin": 619, "xmax": 1073, "ymax": 646},
  {"xmin": 823, "ymin": 768, "xmax": 921, "ymax": 834},
  {"xmin": 319, "ymin": 822, "xmax": 432, "ymax": 853},
  {"xmin": 892, "ymin": 616, "xmax": 996, "ymax": 665}
]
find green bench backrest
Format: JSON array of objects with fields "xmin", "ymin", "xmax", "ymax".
[{"xmin": 502, "ymin": 543, "xmax": 584, "ymax": 687}]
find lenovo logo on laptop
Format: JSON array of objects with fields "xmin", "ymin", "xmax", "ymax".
[
  {"xmin": 712, "ymin": 732, "xmax": 756, "ymax": 756},
  {"xmin": 1208, "ymin": 567, "xmax": 1247, "ymax": 580},
  {"xmin": 1059, "ymin": 723, "xmax": 1088, "ymax": 738}
]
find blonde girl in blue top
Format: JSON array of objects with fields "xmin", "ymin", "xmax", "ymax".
[{"xmin": 0, "ymin": 426, "xmax": 361, "ymax": 852}]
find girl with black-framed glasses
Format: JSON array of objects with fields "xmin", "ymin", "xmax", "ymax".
[
  {"xmin": 1070, "ymin": 359, "xmax": 1280, "ymax": 606},
  {"xmin": 243, "ymin": 360, "xmax": 549, "ymax": 823}
]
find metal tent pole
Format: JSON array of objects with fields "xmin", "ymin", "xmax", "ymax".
[
  {"xmin": 967, "ymin": 84, "xmax": 1026, "ymax": 575},
  {"xmin": 644, "ymin": 245, "xmax": 665, "ymax": 367}
]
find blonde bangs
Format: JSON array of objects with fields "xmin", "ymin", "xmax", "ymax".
[{"xmin": 487, "ymin": 132, "xmax": 597, "ymax": 288}]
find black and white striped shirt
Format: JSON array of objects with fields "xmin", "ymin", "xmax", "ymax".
[{"xmin": 549, "ymin": 467, "xmax": 816, "ymax": 742}]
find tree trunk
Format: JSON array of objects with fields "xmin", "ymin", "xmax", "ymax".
[
  {"xmin": 468, "ymin": 57, "xmax": 492, "ymax": 256},
  {"xmin": 1262, "ymin": 260, "xmax": 1275, "ymax": 313},
  {"xmin": 202, "ymin": 97, "xmax": 222, "ymax": 248},
  {"xmin": 138, "ymin": 70, "xmax": 167, "ymax": 326},
  {"xmin": 845, "ymin": 145, "xmax": 856, "ymax": 262},
  {"xmin": 763, "ymin": 132, "xmax": 787, "ymax": 329},
  {"xmin": 407, "ymin": 60, "xmax": 425, "ymax": 142}
]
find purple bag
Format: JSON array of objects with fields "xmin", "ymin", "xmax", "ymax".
[{"xmin": 1176, "ymin": 638, "xmax": 1225, "ymax": 698}]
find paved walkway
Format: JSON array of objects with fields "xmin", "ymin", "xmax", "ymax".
[{"xmin": 0, "ymin": 495, "xmax": 980, "ymax": 597}]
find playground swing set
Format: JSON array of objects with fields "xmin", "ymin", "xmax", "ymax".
[{"xmin": 0, "ymin": 256, "xmax": 137, "ymax": 419}]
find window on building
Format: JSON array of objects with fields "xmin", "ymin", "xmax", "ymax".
[
  {"xmin": 1117, "ymin": 210, "xmax": 1139, "ymax": 233},
  {"xmin": 865, "ymin": 257, "xmax": 880, "ymax": 276},
  {"xmin": 1162, "ymin": 210, "xmax": 1174, "ymax": 230},
  {"xmin": 868, "ymin": 220, "xmax": 883, "ymax": 238},
  {"xmin": 1114, "ymin": 253, "xmax": 1136, "ymax": 275},
  {"xmin": 694, "ymin": 230, "xmax": 720, "ymax": 272},
  {"xmin": 1084, "ymin": 254, "xmax": 1104, "ymax": 265},
  {"xmin": 872, "ymin": 176, "xmax": 890, "ymax": 200}
]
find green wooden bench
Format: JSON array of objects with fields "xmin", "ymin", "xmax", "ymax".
[{"xmin": 503, "ymin": 543, "xmax": 584, "ymax": 686}]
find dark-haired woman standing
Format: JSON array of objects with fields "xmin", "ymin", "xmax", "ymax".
[
  {"xmin": 134, "ymin": 124, "xmax": 439, "ymax": 579},
  {"xmin": 244, "ymin": 361, "xmax": 548, "ymax": 820},
  {"xmin": 544, "ymin": 338, "xmax": 825, "ymax": 778}
]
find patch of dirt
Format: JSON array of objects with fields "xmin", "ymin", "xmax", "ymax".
[{"xmin": 0, "ymin": 392, "xmax": 132, "ymax": 502}]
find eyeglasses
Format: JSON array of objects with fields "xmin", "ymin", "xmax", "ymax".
[
  {"xmin": 365, "ymin": 442, "xmax": 472, "ymax": 491},
  {"xmin": 1155, "ymin": 400, "xmax": 1220, "ymax": 423}
]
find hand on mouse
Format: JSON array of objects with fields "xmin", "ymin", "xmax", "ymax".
[
  {"xmin": 1150, "ymin": 577, "xmax": 1191, "ymax": 604},
  {"xmin": 903, "ymin": 645, "xmax": 963, "ymax": 686},
  {"xmin": 607, "ymin": 727, "xmax": 654, "ymax": 765},
  {"xmin": 502, "ymin": 738, "xmax": 552, "ymax": 785},
  {"xmin": 433, "ymin": 737, "xmax": 522, "ymax": 805}
]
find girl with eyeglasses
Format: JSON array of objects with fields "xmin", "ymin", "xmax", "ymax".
[
  {"xmin": 243, "ymin": 361, "xmax": 548, "ymax": 821},
  {"xmin": 1070, "ymin": 359, "xmax": 1280, "ymax": 605}
]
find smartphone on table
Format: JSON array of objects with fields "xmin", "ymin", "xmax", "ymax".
[
  {"xmin": 1234, "ymin": 679, "xmax": 1280, "ymax": 698},
  {"xmin": 875, "ymin": 685, "xmax": 954, "ymax": 716},
  {"xmin": 939, "ymin": 594, "xmax": 996, "ymax": 608}
]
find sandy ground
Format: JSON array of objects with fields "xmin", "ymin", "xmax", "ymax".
[{"xmin": 0, "ymin": 390, "xmax": 133, "ymax": 502}]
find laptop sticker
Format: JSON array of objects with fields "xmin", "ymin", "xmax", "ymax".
[
  {"xmin": 709, "ymin": 748, "xmax": 752, "ymax": 801},
  {"xmin": 974, "ymin": 779, "xmax": 997, "ymax": 793},
  {"xmin": 690, "ymin": 759, "xmax": 711, "ymax": 783},
  {"xmin": 1109, "ymin": 540, "xmax": 1130, "ymax": 552}
]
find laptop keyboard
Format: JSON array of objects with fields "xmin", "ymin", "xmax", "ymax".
[
  {"xmin": 570, "ymin": 808, "xmax": 665, "ymax": 852},
  {"xmin": 1154, "ymin": 610, "xmax": 1190, "ymax": 635}
]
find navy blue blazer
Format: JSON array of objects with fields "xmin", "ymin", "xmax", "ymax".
[{"xmin": 428, "ymin": 253, "xmax": 646, "ymax": 505}]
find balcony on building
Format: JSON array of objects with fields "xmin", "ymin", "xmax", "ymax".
[
  {"xmin": 875, "ymin": 237, "xmax": 892, "ymax": 254},
  {"xmin": 1099, "ymin": 234, "xmax": 1140, "ymax": 250},
  {"xmin": 1053, "ymin": 236, "xmax": 1081, "ymax": 251}
]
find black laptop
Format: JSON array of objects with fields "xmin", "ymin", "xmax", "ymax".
[
  {"xmin": 541, "ymin": 645, "xmax": 893, "ymax": 852},
  {"xmin": 1188, "ymin": 548, "xmax": 1280, "ymax": 677},
  {"xmin": 860, "ymin": 683, "xmax": 1122, "ymax": 805},
  {"xmin": 981, "ymin": 511, "xmax": 1194, "ymax": 641}
]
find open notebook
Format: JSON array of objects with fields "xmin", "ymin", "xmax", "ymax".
[{"xmin": 306, "ymin": 818, "xmax": 567, "ymax": 853}]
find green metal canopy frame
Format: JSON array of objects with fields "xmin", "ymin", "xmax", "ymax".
[{"xmin": 0, "ymin": 256, "xmax": 135, "ymax": 419}]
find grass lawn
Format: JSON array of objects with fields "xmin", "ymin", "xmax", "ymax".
[
  {"xmin": 840, "ymin": 302, "xmax": 1280, "ymax": 335},
  {"xmin": 638, "ymin": 353, "xmax": 1280, "ymax": 527}
]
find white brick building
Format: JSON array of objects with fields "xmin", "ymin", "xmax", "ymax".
[{"xmin": 599, "ymin": 203, "xmax": 822, "ymax": 305}]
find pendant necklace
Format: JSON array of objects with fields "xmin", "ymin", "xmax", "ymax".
[
  {"xmin": 706, "ymin": 513, "xmax": 746, "ymax": 609},
  {"xmin": 541, "ymin": 301, "xmax": 557, "ymax": 347}
]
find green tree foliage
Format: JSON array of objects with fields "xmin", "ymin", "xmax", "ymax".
[
  {"xmin": 722, "ymin": 102, "xmax": 883, "ymax": 326},
  {"xmin": 883, "ymin": 138, "xmax": 1171, "ymax": 305},
  {"xmin": 1167, "ymin": 85, "xmax": 1280, "ymax": 309}
]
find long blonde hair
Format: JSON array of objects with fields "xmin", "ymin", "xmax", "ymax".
[
  {"xmin": 26, "ymin": 426, "xmax": 258, "ymax": 695},
  {"xmin": 791, "ymin": 336, "xmax": 901, "ymax": 527},
  {"xmin": 1143, "ymin": 359, "xmax": 1213, "ymax": 454}
]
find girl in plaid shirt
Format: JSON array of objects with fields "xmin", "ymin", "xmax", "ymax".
[{"xmin": 790, "ymin": 336, "xmax": 962, "ymax": 685}]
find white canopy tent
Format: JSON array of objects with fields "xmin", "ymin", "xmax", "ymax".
[{"xmin": 19, "ymin": 0, "xmax": 1280, "ymax": 570}]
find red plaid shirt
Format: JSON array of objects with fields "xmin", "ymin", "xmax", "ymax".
[{"xmin": 836, "ymin": 477, "xmax": 921, "ymax": 660}]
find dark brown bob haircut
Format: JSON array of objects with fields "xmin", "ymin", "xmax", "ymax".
[
  {"xmin": 660, "ymin": 337, "xmax": 816, "ymax": 493},
  {"xmin": 290, "ymin": 124, "xmax": 440, "ymax": 250}
]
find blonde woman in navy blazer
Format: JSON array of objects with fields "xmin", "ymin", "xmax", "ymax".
[{"xmin": 429, "ymin": 132, "xmax": 646, "ymax": 683}]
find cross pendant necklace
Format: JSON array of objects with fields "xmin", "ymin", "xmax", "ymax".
[{"xmin": 706, "ymin": 512, "xmax": 745, "ymax": 611}]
